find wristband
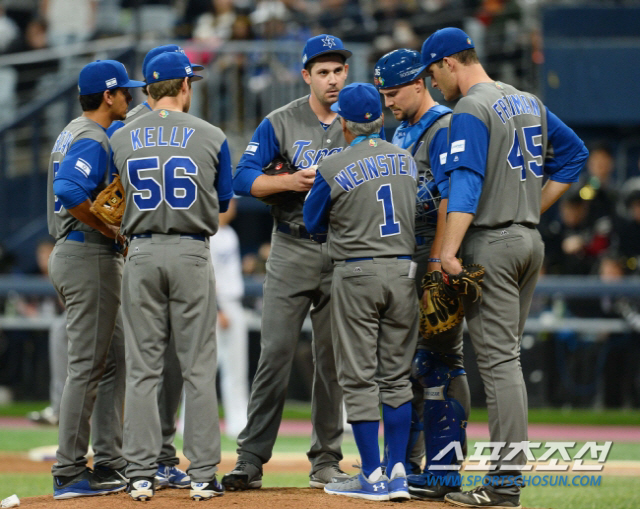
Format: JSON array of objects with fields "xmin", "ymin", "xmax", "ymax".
[{"xmin": 428, "ymin": 258, "xmax": 441, "ymax": 263}]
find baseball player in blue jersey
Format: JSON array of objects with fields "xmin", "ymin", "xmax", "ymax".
[
  {"xmin": 303, "ymin": 82, "xmax": 418, "ymax": 502},
  {"xmin": 374, "ymin": 48, "xmax": 470, "ymax": 500},
  {"xmin": 422, "ymin": 28, "xmax": 588, "ymax": 508},
  {"xmin": 106, "ymin": 44, "xmax": 205, "ymax": 491},
  {"xmin": 47, "ymin": 59, "xmax": 145, "ymax": 499},
  {"xmin": 222, "ymin": 34, "xmax": 353, "ymax": 491},
  {"xmin": 111, "ymin": 51, "xmax": 233, "ymax": 501}
]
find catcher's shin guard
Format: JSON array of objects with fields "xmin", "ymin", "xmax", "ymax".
[{"xmin": 411, "ymin": 350, "xmax": 467, "ymax": 473}]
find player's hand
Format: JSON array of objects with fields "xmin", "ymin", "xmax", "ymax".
[
  {"xmin": 218, "ymin": 310, "xmax": 230, "ymax": 330},
  {"xmin": 441, "ymin": 256, "xmax": 463, "ymax": 276},
  {"xmin": 288, "ymin": 168, "xmax": 317, "ymax": 192}
]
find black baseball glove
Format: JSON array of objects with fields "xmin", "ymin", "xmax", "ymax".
[{"xmin": 258, "ymin": 155, "xmax": 303, "ymax": 207}]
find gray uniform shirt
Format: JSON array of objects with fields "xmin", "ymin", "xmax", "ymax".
[
  {"xmin": 110, "ymin": 109, "xmax": 228, "ymax": 236},
  {"xmin": 448, "ymin": 82, "xmax": 549, "ymax": 227},
  {"xmin": 315, "ymin": 137, "xmax": 418, "ymax": 261},
  {"xmin": 47, "ymin": 117, "xmax": 110, "ymax": 240}
]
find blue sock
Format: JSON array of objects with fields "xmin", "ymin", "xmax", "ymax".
[
  {"xmin": 382, "ymin": 402, "xmax": 411, "ymax": 473},
  {"xmin": 351, "ymin": 421, "xmax": 380, "ymax": 478}
]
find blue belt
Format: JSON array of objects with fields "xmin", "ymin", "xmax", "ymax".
[
  {"xmin": 345, "ymin": 256, "xmax": 412, "ymax": 263},
  {"xmin": 65, "ymin": 231, "xmax": 114, "ymax": 246},
  {"xmin": 131, "ymin": 233, "xmax": 206, "ymax": 241},
  {"xmin": 276, "ymin": 222, "xmax": 327, "ymax": 243},
  {"xmin": 67, "ymin": 231, "xmax": 86, "ymax": 242}
]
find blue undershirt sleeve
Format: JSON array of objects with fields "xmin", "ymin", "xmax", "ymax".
[
  {"xmin": 54, "ymin": 138, "xmax": 108, "ymax": 208},
  {"xmin": 445, "ymin": 113, "xmax": 489, "ymax": 178},
  {"xmin": 303, "ymin": 171, "xmax": 332, "ymax": 235},
  {"xmin": 544, "ymin": 107, "xmax": 588, "ymax": 183},
  {"xmin": 447, "ymin": 168, "xmax": 484, "ymax": 214},
  {"xmin": 233, "ymin": 118, "xmax": 281, "ymax": 196},
  {"xmin": 53, "ymin": 178, "xmax": 89, "ymax": 210},
  {"xmin": 429, "ymin": 125, "xmax": 450, "ymax": 194},
  {"xmin": 214, "ymin": 139, "xmax": 234, "ymax": 213}
]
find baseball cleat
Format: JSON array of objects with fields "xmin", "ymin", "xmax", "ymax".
[
  {"xmin": 324, "ymin": 471, "xmax": 390, "ymax": 502},
  {"xmin": 53, "ymin": 468, "xmax": 127, "ymax": 500},
  {"xmin": 445, "ymin": 486, "xmax": 521, "ymax": 508},
  {"xmin": 128, "ymin": 477, "xmax": 155, "ymax": 501},
  {"xmin": 408, "ymin": 472, "xmax": 461, "ymax": 500},
  {"xmin": 190, "ymin": 476, "xmax": 224, "ymax": 500},
  {"xmin": 93, "ymin": 464, "xmax": 129, "ymax": 484},
  {"xmin": 387, "ymin": 463, "xmax": 410, "ymax": 501},
  {"xmin": 309, "ymin": 464, "xmax": 351, "ymax": 488},
  {"xmin": 221, "ymin": 461, "xmax": 262, "ymax": 491},
  {"xmin": 28, "ymin": 406, "xmax": 59, "ymax": 426},
  {"xmin": 155, "ymin": 463, "xmax": 190, "ymax": 489}
]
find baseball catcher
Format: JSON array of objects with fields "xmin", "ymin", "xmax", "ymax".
[
  {"xmin": 90, "ymin": 175, "xmax": 125, "ymax": 226},
  {"xmin": 419, "ymin": 264, "xmax": 485, "ymax": 340}
]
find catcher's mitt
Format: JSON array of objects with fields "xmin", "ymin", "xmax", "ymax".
[
  {"xmin": 258, "ymin": 155, "xmax": 302, "ymax": 207},
  {"xmin": 91, "ymin": 175, "xmax": 125, "ymax": 226},
  {"xmin": 419, "ymin": 264, "xmax": 485, "ymax": 339}
]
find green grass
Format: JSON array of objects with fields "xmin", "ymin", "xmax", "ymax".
[{"xmin": 0, "ymin": 474, "xmax": 52, "ymax": 498}]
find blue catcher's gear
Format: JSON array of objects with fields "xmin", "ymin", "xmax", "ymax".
[
  {"xmin": 416, "ymin": 179, "xmax": 440, "ymax": 225},
  {"xmin": 374, "ymin": 49, "xmax": 426, "ymax": 90},
  {"xmin": 411, "ymin": 350, "xmax": 467, "ymax": 475}
]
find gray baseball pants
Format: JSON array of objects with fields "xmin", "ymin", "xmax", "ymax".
[
  {"xmin": 122, "ymin": 234, "xmax": 220, "ymax": 482},
  {"xmin": 49, "ymin": 233, "xmax": 125, "ymax": 477},
  {"xmin": 237, "ymin": 230, "xmax": 343, "ymax": 472},
  {"xmin": 459, "ymin": 224, "xmax": 544, "ymax": 495}
]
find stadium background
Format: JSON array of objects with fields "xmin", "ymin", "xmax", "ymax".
[{"xmin": 0, "ymin": 1, "xmax": 639, "ymax": 507}]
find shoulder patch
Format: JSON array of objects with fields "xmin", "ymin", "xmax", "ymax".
[
  {"xmin": 451, "ymin": 140, "xmax": 465, "ymax": 154},
  {"xmin": 439, "ymin": 152, "xmax": 447, "ymax": 165},
  {"xmin": 74, "ymin": 158, "xmax": 91, "ymax": 177},
  {"xmin": 245, "ymin": 142, "xmax": 258, "ymax": 155}
]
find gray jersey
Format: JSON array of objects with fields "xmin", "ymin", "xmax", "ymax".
[
  {"xmin": 448, "ymin": 82, "xmax": 549, "ymax": 228},
  {"xmin": 316, "ymin": 138, "xmax": 418, "ymax": 261},
  {"xmin": 47, "ymin": 117, "xmax": 110, "ymax": 240},
  {"xmin": 110, "ymin": 109, "xmax": 228, "ymax": 236}
]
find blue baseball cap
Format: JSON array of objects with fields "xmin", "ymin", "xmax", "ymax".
[
  {"xmin": 142, "ymin": 44, "xmax": 204, "ymax": 80},
  {"xmin": 78, "ymin": 60, "xmax": 146, "ymax": 95},
  {"xmin": 302, "ymin": 34, "xmax": 352, "ymax": 68},
  {"xmin": 421, "ymin": 27, "xmax": 475, "ymax": 68},
  {"xmin": 144, "ymin": 52, "xmax": 203, "ymax": 85},
  {"xmin": 374, "ymin": 49, "xmax": 426, "ymax": 90},
  {"xmin": 331, "ymin": 82, "xmax": 381, "ymax": 123}
]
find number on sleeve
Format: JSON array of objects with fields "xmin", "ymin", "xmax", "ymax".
[
  {"xmin": 376, "ymin": 184, "xmax": 400, "ymax": 237},
  {"xmin": 127, "ymin": 156, "xmax": 199, "ymax": 211},
  {"xmin": 508, "ymin": 124, "xmax": 543, "ymax": 180}
]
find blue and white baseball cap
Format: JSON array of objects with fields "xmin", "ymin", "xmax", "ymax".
[
  {"xmin": 374, "ymin": 49, "xmax": 426, "ymax": 90},
  {"xmin": 421, "ymin": 27, "xmax": 475, "ymax": 68},
  {"xmin": 78, "ymin": 60, "xmax": 146, "ymax": 95},
  {"xmin": 144, "ymin": 52, "xmax": 203, "ymax": 85},
  {"xmin": 301, "ymin": 34, "xmax": 352, "ymax": 68},
  {"xmin": 331, "ymin": 82, "xmax": 381, "ymax": 123},
  {"xmin": 142, "ymin": 44, "xmax": 204, "ymax": 79}
]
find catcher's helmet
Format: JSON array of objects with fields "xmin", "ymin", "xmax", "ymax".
[{"xmin": 373, "ymin": 49, "xmax": 426, "ymax": 90}]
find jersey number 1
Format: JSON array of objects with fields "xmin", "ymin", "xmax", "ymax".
[
  {"xmin": 127, "ymin": 156, "xmax": 198, "ymax": 211},
  {"xmin": 507, "ymin": 124, "xmax": 543, "ymax": 181},
  {"xmin": 377, "ymin": 184, "xmax": 400, "ymax": 237}
]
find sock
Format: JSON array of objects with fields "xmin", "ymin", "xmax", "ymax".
[
  {"xmin": 351, "ymin": 420, "xmax": 380, "ymax": 478},
  {"xmin": 382, "ymin": 402, "xmax": 411, "ymax": 474}
]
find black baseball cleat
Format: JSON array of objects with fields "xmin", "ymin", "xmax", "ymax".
[
  {"xmin": 445, "ymin": 486, "xmax": 521, "ymax": 508},
  {"xmin": 190, "ymin": 476, "xmax": 224, "ymax": 500},
  {"xmin": 407, "ymin": 472, "xmax": 461, "ymax": 501},
  {"xmin": 53, "ymin": 468, "xmax": 127, "ymax": 500},
  {"xmin": 221, "ymin": 461, "xmax": 262, "ymax": 491}
]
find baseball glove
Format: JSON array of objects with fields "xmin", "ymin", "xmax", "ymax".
[
  {"xmin": 419, "ymin": 264, "xmax": 485, "ymax": 339},
  {"xmin": 90, "ymin": 175, "xmax": 125, "ymax": 226},
  {"xmin": 258, "ymin": 155, "xmax": 302, "ymax": 207}
]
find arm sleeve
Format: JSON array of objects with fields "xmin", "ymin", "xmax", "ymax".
[
  {"xmin": 54, "ymin": 138, "xmax": 108, "ymax": 203},
  {"xmin": 544, "ymin": 107, "xmax": 589, "ymax": 183},
  {"xmin": 53, "ymin": 178, "xmax": 90, "ymax": 209},
  {"xmin": 429, "ymin": 125, "xmax": 450, "ymax": 193},
  {"xmin": 214, "ymin": 139, "xmax": 234, "ymax": 213},
  {"xmin": 303, "ymin": 171, "xmax": 332, "ymax": 235},
  {"xmin": 447, "ymin": 168, "xmax": 484, "ymax": 214},
  {"xmin": 445, "ymin": 112, "xmax": 489, "ymax": 178},
  {"xmin": 233, "ymin": 118, "xmax": 281, "ymax": 196}
]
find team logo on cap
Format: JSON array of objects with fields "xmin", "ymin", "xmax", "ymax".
[
  {"xmin": 153, "ymin": 71, "xmax": 159, "ymax": 79},
  {"xmin": 322, "ymin": 35, "xmax": 336, "ymax": 48},
  {"xmin": 467, "ymin": 38, "xmax": 472, "ymax": 45},
  {"xmin": 364, "ymin": 112, "xmax": 372, "ymax": 119},
  {"xmin": 185, "ymin": 66, "xmax": 192, "ymax": 75},
  {"xmin": 159, "ymin": 110, "xmax": 169, "ymax": 118},
  {"xmin": 302, "ymin": 54, "xmax": 307, "ymax": 64},
  {"xmin": 106, "ymin": 78, "xmax": 117, "ymax": 88},
  {"xmin": 430, "ymin": 52, "xmax": 436, "ymax": 58},
  {"xmin": 374, "ymin": 77, "xmax": 384, "ymax": 87}
]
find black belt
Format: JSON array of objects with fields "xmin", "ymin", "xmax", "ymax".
[
  {"xmin": 276, "ymin": 222, "xmax": 327, "ymax": 243},
  {"xmin": 345, "ymin": 256, "xmax": 412, "ymax": 263},
  {"xmin": 131, "ymin": 233, "xmax": 206, "ymax": 241}
]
